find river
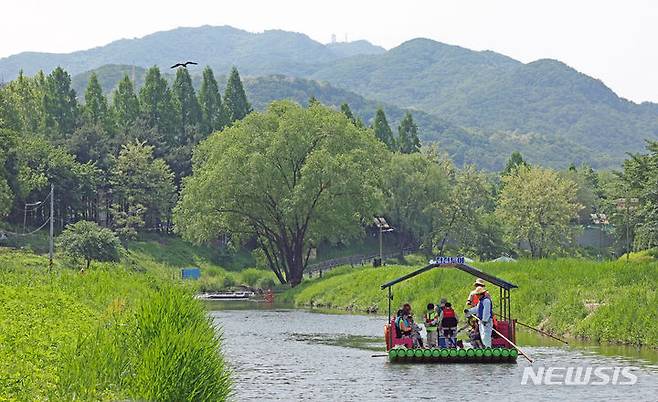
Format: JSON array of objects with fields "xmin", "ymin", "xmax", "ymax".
[{"xmin": 209, "ymin": 302, "xmax": 658, "ymax": 401}]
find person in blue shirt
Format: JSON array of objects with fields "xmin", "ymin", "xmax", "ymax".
[{"xmin": 465, "ymin": 287, "xmax": 493, "ymax": 347}]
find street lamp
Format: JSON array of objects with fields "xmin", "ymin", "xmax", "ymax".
[{"xmin": 374, "ymin": 217, "xmax": 393, "ymax": 267}]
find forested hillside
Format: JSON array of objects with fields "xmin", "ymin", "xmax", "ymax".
[
  {"xmin": 0, "ymin": 26, "xmax": 384, "ymax": 79},
  {"xmin": 70, "ymin": 65, "xmax": 598, "ymax": 169},
  {"xmin": 2, "ymin": 25, "xmax": 654, "ymax": 169}
]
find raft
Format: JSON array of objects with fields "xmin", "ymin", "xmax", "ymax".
[{"xmin": 387, "ymin": 348, "xmax": 518, "ymax": 364}]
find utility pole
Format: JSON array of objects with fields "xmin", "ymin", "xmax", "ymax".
[{"xmin": 49, "ymin": 184, "xmax": 54, "ymax": 269}]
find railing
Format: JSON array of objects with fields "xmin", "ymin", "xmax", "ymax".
[{"xmin": 306, "ymin": 247, "xmax": 417, "ymax": 274}]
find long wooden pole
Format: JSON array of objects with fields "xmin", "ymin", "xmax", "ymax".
[
  {"xmin": 471, "ymin": 315, "xmax": 533, "ymax": 363},
  {"xmin": 516, "ymin": 320, "xmax": 569, "ymax": 345}
]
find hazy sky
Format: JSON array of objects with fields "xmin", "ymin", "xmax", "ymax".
[{"xmin": 2, "ymin": 0, "xmax": 656, "ymax": 103}]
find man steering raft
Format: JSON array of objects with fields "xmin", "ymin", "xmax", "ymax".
[{"xmin": 465, "ymin": 287, "xmax": 494, "ymax": 348}]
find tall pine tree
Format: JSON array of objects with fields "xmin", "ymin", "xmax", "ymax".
[
  {"xmin": 139, "ymin": 66, "xmax": 178, "ymax": 147},
  {"xmin": 42, "ymin": 66, "xmax": 79, "ymax": 138},
  {"xmin": 339, "ymin": 103, "xmax": 364, "ymax": 127},
  {"xmin": 397, "ymin": 112, "xmax": 420, "ymax": 154},
  {"xmin": 198, "ymin": 66, "xmax": 227, "ymax": 135},
  {"xmin": 112, "ymin": 74, "xmax": 140, "ymax": 132},
  {"xmin": 83, "ymin": 73, "xmax": 109, "ymax": 126},
  {"xmin": 372, "ymin": 108, "xmax": 395, "ymax": 150},
  {"xmin": 172, "ymin": 68, "xmax": 201, "ymax": 130},
  {"xmin": 223, "ymin": 67, "xmax": 252, "ymax": 123}
]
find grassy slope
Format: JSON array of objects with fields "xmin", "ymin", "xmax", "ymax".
[
  {"xmin": 0, "ymin": 248, "xmax": 231, "ymax": 401},
  {"xmin": 282, "ymin": 258, "xmax": 658, "ymax": 347}
]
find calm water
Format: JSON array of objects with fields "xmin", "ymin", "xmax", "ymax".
[{"xmin": 209, "ymin": 302, "xmax": 658, "ymax": 401}]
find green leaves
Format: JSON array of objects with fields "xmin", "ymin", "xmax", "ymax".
[
  {"xmin": 110, "ymin": 142, "xmax": 176, "ymax": 237},
  {"xmin": 57, "ymin": 220, "xmax": 123, "ymax": 268},
  {"xmin": 496, "ymin": 165, "xmax": 582, "ymax": 258},
  {"xmin": 223, "ymin": 67, "xmax": 252, "ymax": 123},
  {"xmin": 175, "ymin": 101, "xmax": 386, "ymax": 285},
  {"xmin": 397, "ymin": 112, "xmax": 420, "ymax": 154}
]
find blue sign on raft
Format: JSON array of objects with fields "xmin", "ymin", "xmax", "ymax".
[
  {"xmin": 181, "ymin": 267, "xmax": 201, "ymax": 280},
  {"xmin": 431, "ymin": 256, "xmax": 465, "ymax": 265}
]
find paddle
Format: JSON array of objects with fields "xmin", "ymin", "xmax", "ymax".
[
  {"xmin": 470, "ymin": 314, "xmax": 534, "ymax": 363},
  {"xmin": 515, "ymin": 320, "xmax": 569, "ymax": 345}
]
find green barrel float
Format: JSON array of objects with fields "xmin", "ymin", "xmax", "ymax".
[
  {"xmin": 457, "ymin": 348, "xmax": 467, "ymax": 361},
  {"xmin": 423, "ymin": 349, "xmax": 432, "ymax": 358},
  {"xmin": 431, "ymin": 348, "xmax": 441, "ymax": 358},
  {"xmin": 466, "ymin": 348, "xmax": 476, "ymax": 358},
  {"xmin": 501, "ymin": 348, "xmax": 510, "ymax": 359},
  {"xmin": 474, "ymin": 348, "xmax": 484, "ymax": 358},
  {"xmin": 483, "ymin": 348, "xmax": 493, "ymax": 361},
  {"xmin": 492, "ymin": 348, "xmax": 502, "ymax": 361},
  {"xmin": 414, "ymin": 349, "xmax": 424, "ymax": 361},
  {"xmin": 388, "ymin": 349, "xmax": 398, "ymax": 361},
  {"xmin": 509, "ymin": 348, "xmax": 519, "ymax": 360},
  {"xmin": 405, "ymin": 348, "xmax": 416, "ymax": 359},
  {"xmin": 440, "ymin": 348, "xmax": 450, "ymax": 358},
  {"xmin": 448, "ymin": 348, "xmax": 459, "ymax": 362}
]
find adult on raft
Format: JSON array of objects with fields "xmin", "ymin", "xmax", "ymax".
[
  {"xmin": 467, "ymin": 278, "xmax": 489, "ymax": 307},
  {"xmin": 465, "ymin": 287, "xmax": 493, "ymax": 348}
]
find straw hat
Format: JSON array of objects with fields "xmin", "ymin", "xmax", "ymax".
[
  {"xmin": 474, "ymin": 278, "xmax": 486, "ymax": 287},
  {"xmin": 474, "ymin": 286, "xmax": 487, "ymax": 295}
]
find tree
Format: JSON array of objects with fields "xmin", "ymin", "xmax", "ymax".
[
  {"xmin": 372, "ymin": 108, "xmax": 395, "ymax": 150},
  {"xmin": 223, "ymin": 67, "xmax": 252, "ymax": 123},
  {"xmin": 384, "ymin": 152, "xmax": 449, "ymax": 254},
  {"xmin": 1, "ymin": 71, "xmax": 44, "ymax": 132},
  {"xmin": 57, "ymin": 220, "xmax": 123, "ymax": 269},
  {"xmin": 0, "ymin": 130, "xmax": 17, "ymax": 218},
  {"xmin": 397, "ymin": 112, "xmax": 420, "ymax": 153},
  {"xmin": 503, "ymin": 151, "xmax": 529, "ymax": 176},
  {"xmin": 174, "ymin": 101, "xmax": 386, "ymax": 286},
  {"xmin": 617, "ymin": 141, "xmax": 658, "ymax": 250},
  {"xmin": 139, "ymin": 66, "xmax": 179, "ymax": 147},
  {"xmin": 496, "ymin": 166, "xmax": 582, "ymax": 258},
  {"xmin": 112, "ymin": 74, "xmax": 140, "ymax": 133},
  {"xmin": 340, "ymin": 103, "xmax": 355, "ymax": 122},
  {"xmin": 436, "ymin": 165, "xmax": 505, "ymax": 259},
  {"xmin": 82, "ymin": 73, "xmax": 109, "ymax": 126},
  {"xmin": 198, "ymin": 66, "xmax": 227, "ymax": 135},
  {"xmin": 42, "ymin": 67, "xmax": 79, "ymax": 138},
  {"xmin": 172, "ymin": 67, "xmax": 201, "ymax": 132},
  {"xmin": 110, "ymin": 142, "xmax": 176, "ymax": 238}
]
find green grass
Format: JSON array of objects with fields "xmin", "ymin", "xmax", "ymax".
[
  {"xmin": 282, "ymin": 257, "xmax": 658, "ymax": 347},
  {"xmin": 125, "ymin": 234, "xmax": 276, "ymax": 292},
  {"xmin": 0, "ymin": 248, "xmax": 231, "ymax": 401}
]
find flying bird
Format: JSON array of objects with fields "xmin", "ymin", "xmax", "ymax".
[{"xmin": 170, "ymin": 61, "xmax": 198, "ymax": 69}]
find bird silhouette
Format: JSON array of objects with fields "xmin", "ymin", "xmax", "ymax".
[{"xmin": 170, "ymin": 61, "xmax": 198, "ymax": 69}]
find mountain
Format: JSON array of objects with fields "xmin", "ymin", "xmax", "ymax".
[
  {"xmin": 71, "ymin": 65, "xmax": 593, "ymax": 170},
  {"xmin": 0, "ymin": 25, "xmax": 383, "ymax": 79},
  {"xmin": 326, "ymin": 40, "xmax": 386, "ymax": 58},
  {"xmin": 310, "ymin": 39, "xmax": 658, "ymax": 164},
  {"xmin": 4, "ymin": 25, "xmax": 658, "ymax": 169}
]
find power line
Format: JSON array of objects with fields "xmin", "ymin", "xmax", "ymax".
[{"xmin": 2, "ymin": 218, "xmax": 51, "ymax": 237}]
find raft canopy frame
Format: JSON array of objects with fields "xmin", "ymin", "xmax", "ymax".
[{"xmin": 381, "ymin": 257, "xmax": 518, "ymax": 346}]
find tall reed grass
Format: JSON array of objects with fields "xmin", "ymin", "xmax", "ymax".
[{"xmin": 0, "ymin": 249, "xmax": 232, "ymax": 401}]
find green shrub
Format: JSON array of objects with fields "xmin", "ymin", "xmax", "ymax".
[
  {"xmin": 57, "ymin": 220, "xmax": 123, "ymax": 269},
  {"xmin": 257, "ymin": 276, "xmax": 276, "ymax": 290}
]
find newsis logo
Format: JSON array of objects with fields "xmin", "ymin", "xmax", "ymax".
[{"xmin": 521, "ymin": 366, "xmax": 638, "ymax": 385}]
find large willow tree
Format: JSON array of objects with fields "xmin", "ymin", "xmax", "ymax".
[{"xmin": 174, "ymin": 101, "xmax": 386, "ymax": 285}]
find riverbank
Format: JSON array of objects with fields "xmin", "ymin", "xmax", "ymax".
[
  {"xmin": 282, "ymin": 258, "xmax": 658, "ymax": 348},
  {"xmin": 0, "ymin": 248, "xmax": 231, "ymax": 401}
]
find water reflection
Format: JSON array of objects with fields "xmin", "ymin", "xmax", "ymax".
[{"xmin": 209, "ymin": 302, "xmax": 658, "ymax": 401}]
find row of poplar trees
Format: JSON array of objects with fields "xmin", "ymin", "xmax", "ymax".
[{"xmin": 0, "ymin": 64, "xmax": 252, "ymax": 237}]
